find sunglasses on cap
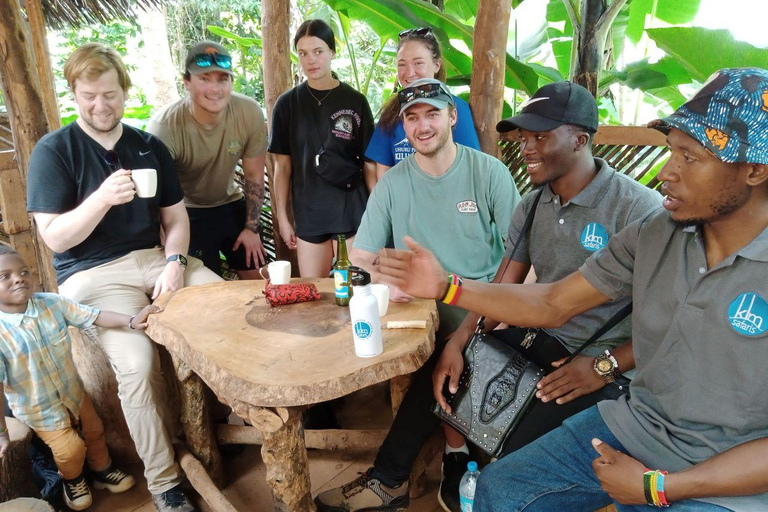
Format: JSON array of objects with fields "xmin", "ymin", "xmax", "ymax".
[
  {"xmin": 194, "ymin": 53, "xmax": 232, "ymax": 69},
  {"xmin": 398, "ymin": 82, "xmax": 448, "ymax": 104},
  {"xmin": 398, "ymin": 27, "xmax": 434, "ymax": 39}
]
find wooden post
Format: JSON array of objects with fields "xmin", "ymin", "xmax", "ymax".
[
  {"xmin": 171, "ymin": 354, "xmax": 225, "ymax": 488},
  {"xmin": 25, "ymin": 0, "xmax": 61, "ymax": 131},
  {"xmin": 469, "ymin": 0, "xmax": 513, "ymax": 157},
  {"xmin": 258, "ymin": 406, "xmax": 315, "ymax": 512},
  {"xmin": 0, "ymin": 0, "xmax": 57, "ymax": 292},
  {"xmin": 262, "ymin": 0, "xmax": 298, "ymax": 270}
]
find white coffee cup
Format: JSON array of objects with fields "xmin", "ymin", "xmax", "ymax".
[
  {"xmin": 370, "ymin": 284, "xmax": 390, "ymax": 317},
  {"xmin": 132, "ymin": 168, "xmax": 157, "ymax": 198},
  {"xmin": 259, "ymin": 260, "xmax": 291, "ymax": 284}
]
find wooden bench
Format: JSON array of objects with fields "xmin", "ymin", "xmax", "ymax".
[{"xmin": 0, "ymin": 417, "xmax": 37, "ymax": 502}]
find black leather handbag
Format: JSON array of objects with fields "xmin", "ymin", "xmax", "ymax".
[{"xmin": 432, "ymin": 189, "xmax": 631, "ymax": 456}]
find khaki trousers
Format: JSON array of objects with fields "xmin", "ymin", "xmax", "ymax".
[
  {"xmin": 35, "ymin": 393, "xmax": 110, "ymax": 480},
  {"xmin": 58, "ymin": 248, "xmax": 221, "ymax": 494}
]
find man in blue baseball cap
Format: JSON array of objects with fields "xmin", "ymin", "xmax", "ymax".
[
  {"xmin": 315, "ymin": 77, "xmax": 520, "ymax": 512},
  {"xmin": 375, "ymin": 68, "xmax": 768, "ymax": 511}
]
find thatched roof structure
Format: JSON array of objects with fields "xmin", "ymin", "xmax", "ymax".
[{"xmin": 31, "ymin": 0, "xmax": 164, "ymax": 28}]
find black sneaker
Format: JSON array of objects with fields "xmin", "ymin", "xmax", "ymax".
[
  {"xmin": 91, "ymin": 463, "xmax": 135, "ymax": 493},
  {"xmin": 63, "ymin": 474, "xmax": 92, "ymax": 511},
  {"xmin": 314, "ymin": 468, "xmax": 409, "ymax": 511},
  {"xmin": 152, "ymin": 484, "xmax": 195, "ymax": 512},
  {"xmin": 438, "ymin": 451, "xmax": 470, "ymax": 512}
]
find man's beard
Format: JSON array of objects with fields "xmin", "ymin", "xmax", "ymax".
[{"xmin": 82, "ymin": 115, "xmax": 121, "ymax": 134}]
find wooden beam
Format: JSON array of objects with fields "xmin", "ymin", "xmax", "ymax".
[
  {"xmin": 217, "ymin": 424, "xmax": 388, "ymax": 452},
  {"xmin": 469, "ymin": 0, "xmax": 513, "ymax": 157},
  {"xmin": 0, "ymin": 150, "xmax": 15, "ymax": 171},
  {"xmin": 176, "ymin": 444, "xmax": 239, "ymax": 512},
  {"xmin": 0, "ymin": 168, "xmax": 31, "ymax": 235},
  {"xmin": 25, "ymin": 0, "xmax": 61, "ymax": 131},
  {"xmin": 0, "ymin": 0, "xmax": 57, "ymax": 292},
  {"xmin": 594, "ymin": 125, "xmax": 667, "ymax": 147}
]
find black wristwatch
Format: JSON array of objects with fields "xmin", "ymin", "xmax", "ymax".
[{"xmin": 166, "ymin": 254, "xmax": 188, "ymax": 268}]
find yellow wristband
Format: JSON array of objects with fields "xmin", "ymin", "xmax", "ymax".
[
  {"xmin": 442, "ymin": 283, "xmax": 458, "ymax": 305},
  {"xmin": 650, "ymin": 470, "xmax": 660, "ymax": 506}
]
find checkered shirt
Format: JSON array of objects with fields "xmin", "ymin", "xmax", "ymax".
[{"xmin": 0, "ymin": 293, "xmax": 99, "ymax": 431}]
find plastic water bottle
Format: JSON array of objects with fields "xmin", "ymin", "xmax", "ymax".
[{"xmin": 459, "ymin": 461, "xmax": 481, "ymax": 512}]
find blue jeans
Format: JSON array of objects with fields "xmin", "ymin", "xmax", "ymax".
[{"xmin": 474, "ymin": 406, "xmax": 731, "ymax": 512}]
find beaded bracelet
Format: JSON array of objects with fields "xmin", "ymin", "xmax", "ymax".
[
  {"xmin": 440, "ymin": 273, "xmax": 464, "ymax": 306},
  {"xmin": 643, "ymin": 468, "xmax": 670, "ymax": 507}
]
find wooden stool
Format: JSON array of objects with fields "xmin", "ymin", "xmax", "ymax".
[
  {"xmin": 0, "ymin": 498, "xmax": 54, "ymax": 511},
  {"xmin": 0, "ymin": 417, "xmax": 37, "ymax": 501}
]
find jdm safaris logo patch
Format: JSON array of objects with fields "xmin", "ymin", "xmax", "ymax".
[
  {"xmin": 580, "ymin": 222, "xmax": 609, "ymax": 252},
  {"xmin": 456, "ymin": 200, "xmax": 478, "ymax": 214},
  {"xmin": 728, "ymin": 292, "xmax": 768, "ymax": 337}
]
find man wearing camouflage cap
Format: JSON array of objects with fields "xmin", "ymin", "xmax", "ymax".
[
  {"xmin": 148, "ymin": 41, "xmax": 268, "ymax": 278},
  {"xmin": 375, "ymin": 68, "xmax": 768, "ymax": 511}
]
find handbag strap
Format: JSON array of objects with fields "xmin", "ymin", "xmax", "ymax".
[
  {"xmin": 475, "ymin": 188, "xmax": 544, "ymax": 335},
  {"xmin": 475, "ymin": 187, "xmax": 633, "ymax": 362},
  {"xmin": 562, "ymin": 302, "xmax": 632, "ymax": 364}
]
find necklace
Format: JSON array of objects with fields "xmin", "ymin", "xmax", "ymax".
[{"xmin": 307, "ymin": 86, "xmax": 335, "ymax": 106}]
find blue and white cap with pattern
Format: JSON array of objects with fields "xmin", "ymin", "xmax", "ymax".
[{"xmin": 648, "ymin": 68, "xmax": 768, "ymax": 165}]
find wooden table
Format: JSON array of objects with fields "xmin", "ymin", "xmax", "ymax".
[{"xmin": 147, "ymin": 278, "xmax": 437, "ymax": 511}]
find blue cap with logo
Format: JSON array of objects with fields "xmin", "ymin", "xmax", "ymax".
[
  {"xmin": 648, "ymin": 68, "xmax": 768, "ymax": 165},
  {"xmin": 398, "ymin": 78, "xmax": 455, "ymax": 116}
]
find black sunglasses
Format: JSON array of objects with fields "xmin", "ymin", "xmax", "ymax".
[
  {"xmin": 398, "ymin": 82, "xmax": 445, "ymax": 104},
  {"xmin": 104, "ymin": 150, "xmax": 122, "ymax": 172},
  {"xmin": 194, "ymin": 53, "xmax": 233, "ymax": 69},
  {"xmin": 398, "ymin": 27, "xmax": 434, "ymax": 39}
]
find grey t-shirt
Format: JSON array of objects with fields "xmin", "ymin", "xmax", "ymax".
[
  {"xmin": 506, "ymin": 158, "xmax": 662, "ymax": 356},
  {"xmin": 582, "ymin": 210, "xmax": 768, "ymax": 512}
]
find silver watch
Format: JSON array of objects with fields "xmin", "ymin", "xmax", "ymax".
[{"xmin": 593, "ymin": 350, "xmax": 619, "ymax": 384}]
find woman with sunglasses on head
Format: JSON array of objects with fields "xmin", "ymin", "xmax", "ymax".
[
  {"xmin": 269, "ymin": 19, "xmax": 375, "ymax": 278},
  {"xmin": 365, "ymin": 27, "xmax": 480, "ymax": 179}
]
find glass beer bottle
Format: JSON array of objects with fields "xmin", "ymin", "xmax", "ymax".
[{"xmin": 334, "ymin": 234, "xmax": 352, "ymax": 306}]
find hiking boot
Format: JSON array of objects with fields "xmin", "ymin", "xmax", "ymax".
[
  {"xmin": 63, "ymin": 474, "xmax": 92, "ymax": 511},
  {"xmin": 438, "ymin": 451, "xmax": 470, "ymax": 512},
  {"xmin": 152, "ymin": 484, "xmax": 195, "ymax": 512},
  {"xmin": 92, "ymin": 463, "xmax": 136, "ymax": 493},
  {"xmin": 315, "ymin": 468, "xmax": 409, "ymax": 511}
]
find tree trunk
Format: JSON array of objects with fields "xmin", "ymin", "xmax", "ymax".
[
  {"xmin": 137, "ymin": 5, "xmax": 180, "ymax": 108},
  {"xmin": 572, "ymin": 0, "xmax": 606, "ymax": 95},
  {"xmin": 70, "ymin": 327, "xmax": 141, "ymax": 464},
  {"xmin": 0, "ymin": 0, "xmax": 57, "ymax": 293},
  {"xmin": 469, "ymin": 0, "xmax": 513, "ymax": 157},
  {"xmin": 262, "ymin": 0, "xmax": 299, "ymax": 270}
]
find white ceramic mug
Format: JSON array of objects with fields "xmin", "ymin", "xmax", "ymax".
[
  {"xmin": 259, "ymin": 260, "xmax": 291, "ymax": 284},
  {"xmin": 370, "ymin": 284, "xmax": 390, "ymax": 317},
  {"xmin": 131, "ymin": 168, "xmax": 158, "ymax": 198}
]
